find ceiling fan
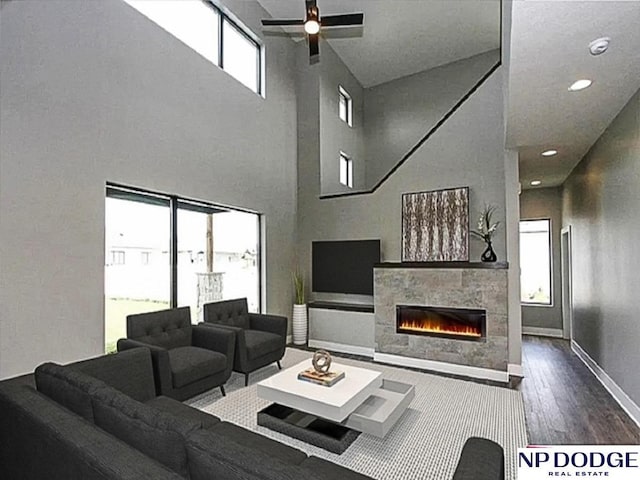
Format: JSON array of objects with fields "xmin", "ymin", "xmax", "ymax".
[{"xmin": 261, "ymin": 0, "xmax": 364, "ymax": 58}]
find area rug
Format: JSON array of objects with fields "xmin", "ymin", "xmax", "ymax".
[{"xmin": 187, "ymin": 348, "xmax": 528, "ymax": 480}]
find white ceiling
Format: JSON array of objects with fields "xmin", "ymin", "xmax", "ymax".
[
  {"xmin": 507, "ymin": 1, "xmax": 640, "ymax": 189},
  {"xmin": 257, "ymin": 0, "xmax": 501, "ymax": 87}
]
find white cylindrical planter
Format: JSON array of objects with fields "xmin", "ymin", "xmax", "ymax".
[{"xmin": 292, "ymin": 304, "xmax": 308, "ymax": 345}]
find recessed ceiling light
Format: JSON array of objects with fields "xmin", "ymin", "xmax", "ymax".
[
  {"xmin": 541, "ymin": 149, "xmax": 558, "ymax": 157},
  {"xmin": 531, "ymin": 180, "xmax": 542, "ymax": 186},
  {"xmin": 568, "ymin": 79, "xmax": 592, "ymax": 92}
]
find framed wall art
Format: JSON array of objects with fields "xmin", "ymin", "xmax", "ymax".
[{"xmin": 401, "ymin": 187, "xmax": 469, "ymax": 262}]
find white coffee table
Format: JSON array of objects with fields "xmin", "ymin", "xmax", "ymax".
[
  {"xmin": 256, "ymin": 359, "xmax": 414, "ymax": 453},
  {"xmin": 257, "ymin": 359, "xmax": 383, "ymax": 422}
]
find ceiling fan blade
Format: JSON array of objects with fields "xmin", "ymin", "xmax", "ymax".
[
  {"xmin": 262, "ymin": 18, "xmax": 305, "ymax": 26},
  {"xmin": 309, "ymin": 34, "xmax": 319, "ymax": 57},
  {"xmin": 263, "ymin": 30, "xmax": 306, "ymax": 39},
  {"xmin": 322, "ymin": 27, "xmax": 364, "ymax": 39},
  {"xmin": 321, "ymin": 13, "xmax": 364, "ymax": 27}
]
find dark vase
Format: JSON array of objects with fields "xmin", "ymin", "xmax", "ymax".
[{"xmin": 481, "ymin": 241, "xmax": 497, "ymax": 262}]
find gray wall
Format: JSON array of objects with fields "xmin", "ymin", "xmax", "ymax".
[
  {"xmin": 520, "ymin": 187, "xmax": 563, "ymax": 330},
  {"xmin": 502, "ymin": 0, "xmax": 522, "ymax": 368},
  {"xmin": 504, "ymin": 149, "xmax": 522, "ymax": 368},
  {"xmin": 298, "ymin": 68, "xmax": 505, "ymax": 266},
  {"xmin": 0, "ymin": 0, "xmax": 298, "ymax": 378},
  {"xmin": 562, "ymin": 88, "xmax": 640, "ymax": 406},
  {"xmin": 364, "ymin": 50, "xmax": 500, "ymax": 188},
  {"xmin": 298, "ymin": 64, "xmax": 510, "ymax": 304},
  {"xmin": 319, "ymin": 41, "xmax": 366, "ymax": 195}
]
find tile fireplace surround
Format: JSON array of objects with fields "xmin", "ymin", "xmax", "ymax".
[{"xmin": 374, "ymin": 263, "xmax": 509, "ymax": 379}]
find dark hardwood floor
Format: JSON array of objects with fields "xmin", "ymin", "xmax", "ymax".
[{"xmin": 519, "ymin": 335, "xmax": 640, "ymax": 445}]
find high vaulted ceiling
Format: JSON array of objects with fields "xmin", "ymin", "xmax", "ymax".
[
  {"xmin": 257, "ymin": 1, "xmax": 640, "ymax": 191},
  {"xmin": 507, "ymin": 1, "xmax": 640, "ymax": 189},
  {"xmin": 257, "ymin": 0, "xmax": 501, "ymax": 87}
]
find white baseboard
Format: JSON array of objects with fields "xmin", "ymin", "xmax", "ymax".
[
  {"xmin": 571, "ymin": 340, "xmax": 640, "ymax": 429},
  {"xmin": 373, "ymin": 352, "xmax": 509, "ymax": 383},
  {"xmin": 308, "ymin": 339, "xmax": 375, "ymax": 358},
  {"xmin": 508, "ymin": 363, "xmax": 524, "ymax": 377},
  {"xmin": 522, "ymin": 326, "xmax": 564, "ymax": 338}
]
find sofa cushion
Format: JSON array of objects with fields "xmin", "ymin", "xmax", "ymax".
[
  {"xmin": 204, "ymin": 298, "xmax": 250, "ymax": 329},
  {"xmin": 34, "ymin": 362, "xmax": 102, "ymax": 422},
  {"xmin": 70, "ymin": 347, "xmax": 156, "ymax": 402},
  {"xmin": 186, "ymin": 429, "xmax": 316, "ymax": 480},
  {"xmin": 92, "ymin": 384, "xmax": 200, "ymax": 477},
  {"xmin": 301, "ymin": 456, "xmax": 373, "ymax": 480},
  {"xmin": 211, "ymin": 421, "xmax": 307, "ymax": 465},
  {"xmin": 146, "ymin": 395, "xmax": 221, "ymax": 429},
  {"xmin": 127, "ymin": 307, "xmax": 192, "ymax": 350},
  {"xmin": 244, "ymin": 329, "xmax": 282, "ymax": 360},
  {"xmin": 168, "ymin": 346, "xmax": 227, "ymax": 388}
]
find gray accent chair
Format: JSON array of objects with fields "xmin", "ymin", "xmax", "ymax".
[
  {"xmin": 203, "ymin": 298, "xmax": 287, "ymax": 386},
  {"xmin": 117, "ymin": 306, "xmax": 235, "ymax": 400}
]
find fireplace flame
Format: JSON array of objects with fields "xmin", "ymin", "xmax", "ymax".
[{"xmin": 398, "ymin": 318, "xmax": 481, "ymax": 337}]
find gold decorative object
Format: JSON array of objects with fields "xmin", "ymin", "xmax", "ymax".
[{"xmin": 312, "ymin": 349, "xmax": 332, "ymax": 374}]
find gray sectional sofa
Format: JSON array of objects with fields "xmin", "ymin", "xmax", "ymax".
[
  {"xmin": 0, "ymin": 347, "xmax": 505, "ymax": 480},
  {"xmin": 0, "ymin": 348, "xmax": 370, "ymax": 480}
]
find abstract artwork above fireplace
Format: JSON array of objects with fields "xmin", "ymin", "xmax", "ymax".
[
  {"xmin": 396, "ymin": 305, "xmax": 486, "ymax": 342},
  {"xmin": 401, "ymin": 187, "xmax": 469, "ymax": 262}
]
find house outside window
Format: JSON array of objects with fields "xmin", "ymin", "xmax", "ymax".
[
  {"xmin": 110, "ymin": 250, "xmax": 126, "ymax": 265},
  {"xmin": 520, "ymin": 219, "xmax": 552, "ymax": 305},
  {"xmin": 339, "ymin": 152, "xmax": 353, "ymax": 188},
  {"xmin": 339, "ymin": 85, "xmax": 352, "ymax": 126}
]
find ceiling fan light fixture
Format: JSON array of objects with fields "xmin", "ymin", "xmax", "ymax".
[
  {"xmin": 261, "ymin": 1, "xmax": 364, "ymax": 59},
  {"xmin": 304, "ymin": 19, "xmax": 320, "ymax": 35}
]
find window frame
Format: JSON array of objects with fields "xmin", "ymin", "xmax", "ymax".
[
  {"xmin": 519, "ymin": 218, "xmax": 553, "ymax": 307},
  {"xmin": 205, "ymin": 0, "xmax": 264, "ymax": 96},
  {"xmin": 339, "ymin": 152, "xmax": 353, "ymax": 188},
  {"xmin": 106, "ymin": 182, "xmax": 263, "ymax": 311},
  {"xmin": 339, "ymin": 85, "xmax": 353, "ymax": 127},
  {"xmin": 123, "ymin": 0, "xmax": 264, "ymax": 96}
]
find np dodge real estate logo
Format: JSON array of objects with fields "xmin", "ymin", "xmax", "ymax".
[{"xmin": 518, "ymin": 446, "xmax": 639, "ymax": 479}]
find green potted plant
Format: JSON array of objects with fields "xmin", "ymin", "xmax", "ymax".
[
  {"xmin": 471, "ymin": 204, "xmax": 500, "ymax": 262},
  {"xmin": 292, "ymin": 270, "xmax": 307, "ymax": 345}
]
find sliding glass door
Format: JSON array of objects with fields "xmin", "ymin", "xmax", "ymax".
[
  {"xmin": 105, "ymin": 185, "xmax": 261, "ymax": 352},
  {"xmin": 177, "ymin": 201, "xmax": 260, "ymax": 323},
  {"xmin": 104, "ymin": 191, "xmax": 171, "ymax": 353}
]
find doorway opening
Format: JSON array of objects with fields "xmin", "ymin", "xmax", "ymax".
[{"xmin": 560, "ymin": 226, "xmax": 573, "ymax": 340}]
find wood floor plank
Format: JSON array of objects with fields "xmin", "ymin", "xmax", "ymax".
[{"xmin": 520, "ymin": 335, "xmax": 640, "ymax": 445}]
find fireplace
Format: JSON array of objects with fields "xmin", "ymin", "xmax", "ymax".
[{"xmin": 396, "ymin": 305, "xmax": 486, "ymax": 342}]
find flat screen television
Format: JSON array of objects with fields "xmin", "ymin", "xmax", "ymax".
[{"xmin": 312, "ymin": 240, "xmax": 381, "ymax": 295}]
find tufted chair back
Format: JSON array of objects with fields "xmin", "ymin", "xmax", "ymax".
[
  {"xmin": 126, "ymin": 307, "xmax": 192, "ymax": 350},
  {"xmin": 203, "ymin": 298, "xmax": 249, "ymax": 330}
]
